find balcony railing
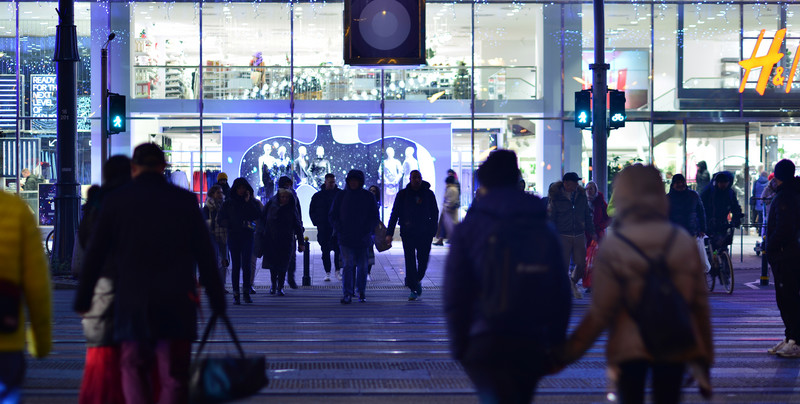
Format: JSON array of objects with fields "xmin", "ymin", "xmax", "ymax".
[{"xmin": 132, "ymin": 65, "xmax": 537, "ymax": 101}]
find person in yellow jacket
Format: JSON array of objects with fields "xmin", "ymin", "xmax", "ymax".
[{"xmin": 0, "ymin": 191, "xmax": 52, "ymax": 403}]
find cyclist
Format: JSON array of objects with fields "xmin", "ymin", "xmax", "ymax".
[{"xmin": 700, "ymin": 171, "xmax": 743, "ymax": 254}]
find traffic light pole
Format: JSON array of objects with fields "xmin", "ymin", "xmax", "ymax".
[
  {"xmin": 101, "ymin": 47, "xmax": 108, "ymax": 166},
  {"xmin": 591, "ymin": 0, "xmax": 609, "ymax": 197},
  {"xmin": 53, "ymin": 0, "xmax": 80, "ymax": 270}
]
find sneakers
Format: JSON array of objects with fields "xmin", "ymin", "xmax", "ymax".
[
  {"xmin": 432, "ymin": 239, "xmax": 444, "ymax": 246},
  {"xmin": 359, "ymin": 294, "xmax": 366, "ymax": 303},
  {"xmin": 335, "ymin": 270, "xmax": 342, "ymax": 280},
  {"xmin": 408, "ymin": 292, "xmax": 418, "ymax": 301},
  {"xmin": 769, "ymin": 339, "xmax": 788, "ymax": 355},
  {"xmin": 570, "ymin": 282, "xmax": 583, "ymax": 299},
  {"xmin": 778, "ymin": 340, "xmax": 800, "ymax": 358},
  {"xmin": 340, "ymin": 295, "xmax": 352, "ymax": 304},
  {"xmin": 277, "ymin": 289, "xmax": 285, "ymax": 297},
  {"xmin": 324, "ymin": 273, "xmax": 331, "ymax": 282}
]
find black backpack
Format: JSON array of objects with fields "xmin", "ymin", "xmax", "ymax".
[{"xmin": 616, "ymin": 227, "xmax": 697, "ymax": 360}]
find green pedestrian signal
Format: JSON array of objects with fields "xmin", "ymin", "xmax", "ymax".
[
  {"xmin": 108, "ymin": 93, "xmax": 126, "ymax": 134},
  {"xmin": 574, "ymin": 90, "xmax": 592, "ymax": 129}
]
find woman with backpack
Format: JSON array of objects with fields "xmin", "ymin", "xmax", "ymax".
[{"xmin": 558, "ymin": 165, "xmax": 713, "ymax": 403}]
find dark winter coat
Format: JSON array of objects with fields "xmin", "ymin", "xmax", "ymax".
[
  {"xmin": 74, "ymin": 172, "xmax": 226, "ymax": 341},
  {"xmin": 547, "ymin": 181, "xmax": 595, "ymax": 236},
  {"xmin": 260, "ymin": 194, "xmax": 304, "ymax": 270},
  {"xmin": 330, "ymin": 186, "xmax": 380, "ymax": 249},
  {"xmin": 309, "ymin": 187, "xmax": 341, "ymax": 249},
  {"xmin": 700, "ymin": 171, "xmax": 743, "ymax": 236},
  {"xmin": 695, "ymin": 162, "xmax": 711, "ymax": 191},
  {"xmin": 444, "ymin": 187, "xmax": 570, "ymax": 361},
  {"xmin": 217, "ymin": 179, "xmax": 231, "ymax": 199},
  {"xmin": 588, "ymin": 191, "xmax": 611, "ymax": 239},
  {"xmin": 218, "ymin": 179, "xmax": 261, "ymax": 235},
  {"xmin": 387, "ymin": 181, "xmax": 439, "ymax": 240},
  {"xmin": 767, "ymin": 177, "xmax": 800, "ymax": 267},
  {"xmin": 667, "ymin": 187, "xmax": 706, "ymax": 236},
  {"xmin": 752, "ymin": 174, "xmax": 769, "ymax": 212}
]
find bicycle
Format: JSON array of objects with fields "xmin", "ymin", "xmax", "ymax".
[
  {"xmin": 704, "ymin": 227, "xmax": 735, "ymax": 294},
  {"xmin": 44, "ymin": 229, "xmax": 55, "ymax": 256}
]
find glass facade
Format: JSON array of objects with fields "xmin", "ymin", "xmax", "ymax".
[{"xmin": 2, "ymin": 0, "xmax": 800, "ymax": 218}]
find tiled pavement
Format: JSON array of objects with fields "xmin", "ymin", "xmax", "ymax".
[{"xmin": 25, "ymin": 241, "xmax": 800, "ymax": 403}]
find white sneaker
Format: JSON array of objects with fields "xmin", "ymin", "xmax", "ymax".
[
  {"xmin": 570, "ymin": 282, "xmax": 583, "ymax": 299},
  {"xmin": 324, "ymin": 273, "xmax": 331, "ymax": 282},
  {"xmin": 768, "ymin": 339, "xmax": 788, "ymax": 355},
  {"xmin": 367, "ymin": 274, "xmax": 372, "ymax": 282},
  {"xmin": 778, "ymin": 340, "xmax": 800, "ymax": 358},
  {"xmin": 335, "ymin": 270, "xmax": 341, "ymax": 280}
]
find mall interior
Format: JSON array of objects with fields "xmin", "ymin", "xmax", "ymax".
[{"xmin": 1, "ymin": 0, "xmax": 799, "ymax": 223}]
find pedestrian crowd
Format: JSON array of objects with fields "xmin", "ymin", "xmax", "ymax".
[{"xmin": 2, "ymin": 141, "xmax": 798, "ymax": 404}]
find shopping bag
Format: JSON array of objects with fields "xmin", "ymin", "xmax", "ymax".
[
  {"xmin": 583, "ymin": 240, "xmax": 599, "ymax": 289},
  {"xmin": 697, "ymin": 236, "xmax": 711, "ymax": 272},
  {"xmin": 373, "ymin": 221, "xmax": 392, "ymax": 252},
  {"xmin": 189, "ymin": 314, "xmax": 269, "ymax": 404}
]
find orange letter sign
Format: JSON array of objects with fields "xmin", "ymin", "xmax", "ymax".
[{"xmin": 739, "ymin": 29, "xmax": 786, "ymax": 95}]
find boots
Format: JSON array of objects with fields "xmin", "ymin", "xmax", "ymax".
[{"xmin": 233, "ymin": 293, "xmax": 241, "ymax": 305}]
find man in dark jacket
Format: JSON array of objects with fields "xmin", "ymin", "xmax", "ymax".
[
  {"xmin": 74, "ymin": 143, "xmax": 226, "ymax": 403},
  {"xmin": 386, "ymin": 170, "xmax": 439, "ymax": 300},
  {"xmin": 445, "ymin": 150, "xmax": 570, "ymax": 403},
  {"xmin": 667, "ymin": 173, "xmax": 706, "ymax": 237},
  {"xmin": 218, "ymin": 177, "xmax": 261, "ymax": 304},
  {"xmin": 277, "ymin": 176, "xmax": 303, "ymax": 289},
  {"xmin": 309, "ymin": 173, "xmax": 342, "ymax": 282},
  {"xmin": 766, "ymin": 159, "xmax": 800, "ymax": 357},
  {"xmin": 700, "ymin": 171, "xmax": 743, "ymax": 251},
  {"xmin": 330, "ymin": 170, "xmax": 379, "ymax": 304},
  {"xmin": 547, "ymin": 172, "xmax": 594, "ymax": 297}
]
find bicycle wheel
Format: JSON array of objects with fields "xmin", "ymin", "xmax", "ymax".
[
  {"xmin": 719, "ymin": 252, "xmax": 734, "ymax": 294},
  {"xmin": 45, "ymin": 230, "xmax": 55, "ymax": 255},
  {"xmin": 705, "ymin": 260, "xmax": 716, "ymax": 292}
]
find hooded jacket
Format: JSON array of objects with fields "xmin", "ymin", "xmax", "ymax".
[
  {"xmin": 564, "ymin": 165, "xmax": 712, "ymax": 377},
  {"xmin": 667, "ymin": 184, "xmax": 706, "ymax": 236},
  {"xmin": 387, "ymin": 180, "xmax": 439, "ymax": 240},
  {"xmin": 752, "ymin": 173, "xmax": 769, "ymax": 212},
  {"xmin": 260, "ymin": 192, "xmax": 304, "ymax": 270},
  {"xmin": 695, "ymin": 161, "xmax": 711, "ymax": 191},
  {"xmin": 547, "ymin": 181, "xmax": 595, "ymax": 236},
  {"xmin": 309, "ymin": 185, "xmax": 341, "ymax": 247},
  {"xmin": 700, "ymin": 171, "xmax": 743, "ymax": 235},
  {"xmin": 330, "ymin": 170, "xmax": 380, "ymax": 248},
  {"xmin": 218, "ymin": 178, "xmax": 261, "ymax": 234},
  {"xmin": 766, "ymin": 176, "xmax": 800, "ymax": 265},
  {"xmin": 444, "ymin": 187, "xmax": 570, "ymax": 361}
]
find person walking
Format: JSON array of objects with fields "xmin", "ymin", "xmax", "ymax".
[
  {"xmin": 0, "ymin": 191, "xmax": 51, "ymax": 404},
  {"xmin": 387, "ymin": 170, "xmax": 439, "ymax": 300},
  {"xmin": 700, "ymin": 171, "xmax": 743, "ymax": 253},
  {"xmin": 330, "ymin": 170, "xmax": 379, "ymax": 304},
  {"xmin": 444, "ymin": 150, "xmax": 571, "ymax": 404},
  {"xmin": 76, "ymin": 155, "xmax": 131, "ymax": 404},
  {"xmin": 560, "ymin": 164, "xmax": 713, "ymax": 404},
  {"xmin": 761, "ymin": 173, "xmax": 779, "ymax": 237},
  {"xmin": 752, "ymin": 171, "xmax": 769, "ymax": 233},
  {"xmin": 667, "ymin": 174, "xmax": 706, "ymax": 238},
  {"xmin": 765, "ymin": 159, "xmax": 800, "ymax": 357},
  {"xmin": 74, "ymin": 143, "xmax": 226, "ymax": 404},
  {"xmin": 260, "ymin": 188, "xmax": 305, "ymax": 296},
  {"xmin": 585, "ymin": 181, "xmax": 610, "ymax": 243},
  {"xmin": 695, "ymin": 161, "xmax": 711, "ymax": 191},
  {"xmin": 367, "ymin": 185, "xmax": 382, "ymax": 279},
  {"xmin": 433, "ymin": 172, "xmax": 461, "ymax": 246},
  {"xmin": 309, "ymin": 174, "xmax": 342, "ymax": 282},
  {"xmin": 277, "ymin": 176, "xmax": 302, "ymax": 289},
  {"xmin": 547, "ymin": 172, "xmax": 595, "ymax": 298},
  {"xmin": 216, "ymin": 172, "xmax": 231, "ymax": 199},
  {"xmin": 218, "ymin": 177, "xmax": 261, "ymax": 305},
  {"xmin": 203, "ymin": 185, "xmax": 229, "ymax": 292}
]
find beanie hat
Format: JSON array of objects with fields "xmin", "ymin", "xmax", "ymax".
[
  {"xmin": 477, "ymin": 150, "xmax": 520, "ymax": 188},
  {"xmin": 774, "ymin": 159, "xmax": 796, "ymax": 182},
  {"xmin": 345, "ymin": 170, "xmax": 365, "ymax": 187},
  {"xmin": 217, "ymin": 172, "xmax": 228, "ymax": 181}
]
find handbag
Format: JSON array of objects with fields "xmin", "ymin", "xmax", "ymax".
[
  {"xmin": 0, "ymin": 278, "xmax": 21, "ymax": 333},
  {"xmin": 190, "ymin": 313, "xmax": 269, "ymax": 404},
  {"xmin": 373, "ymin": 221, "xmax": 391, "ymax": 252},
  {"xmin": 81, "ymin": 277, "xmax": 115, "ymax": 346},
  {"xmin": 583, "ymin": 240, "xmax": 599, "ymax": 288}
]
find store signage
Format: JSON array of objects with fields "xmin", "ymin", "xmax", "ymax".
[
  {"xmin": 30, "ymin": 74, "xmax": 57, "ymax": 131},
  {"xmin": 739, "ymin": 29, "xmax": 800, "ymax": 95}
]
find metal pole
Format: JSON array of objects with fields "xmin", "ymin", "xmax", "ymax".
[
  {"xmin": 52, "ymin": 0, "xmax": 80, "ymax": 270},
  {"xmin": 101, "ymin": 47, "xmax": 108, "ymax": 165},
  {"xmin": 302, "ymin": 237, "xmax": 311, "ymax": 286},
  {"xmin": 591, "ymin": 0, "xmax": 609, "ymax": 196},
  {"xmin": 199, "ymin": 2, "xmax": 204, "ymax": 201}
]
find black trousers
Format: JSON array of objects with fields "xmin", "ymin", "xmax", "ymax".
[
  {"xmin": 228, "ymin": 232, "xmax": 253, "ymax": 296},
  {"xmin": 321, "ymin": 241, "xmax": 341, "ymax": 274},
  {"xmin": 270, "ymin": 265, "xmax": 288, "ymax": 290},
  {"xmin": 772, "ymin": 262, "xmax": 800, "ymax": 341},
  {"xmin": 402, "ymin": 237, "xmax": 432, "ymax": 291},
  {"xmin": 617, "ymin": 360, "xmax": 685, "ymax": 404}
]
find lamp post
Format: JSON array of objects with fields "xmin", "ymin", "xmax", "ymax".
[{"xmin": 101, "ymin": 32, "xmax": 115, "ymax": 165}]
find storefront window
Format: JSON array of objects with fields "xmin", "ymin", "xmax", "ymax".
[
  {"xmin": 0, "ymin": 3, "xmax": 16, "ymax": 192},
  {"xmin": 683, "ymin": 4, "xmax": 741, "ymax": 90},
  {"xmin": 654, "ymin": 4, "xmax": 679, "ymax": 111},
  {"xmin": 652, "ymin": 122, "xmax": 685, "ymax": 188},
  {"xmin": 425, "ymin": 1, "xmax": 471, "ymax": 101}
]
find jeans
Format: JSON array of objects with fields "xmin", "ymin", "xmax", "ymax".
[
  {"xmin": 321, "ymin": 243, "xmax": 341, "ymax": 274},
  {"xmin": 560, "ymin": 234, "xmax": 586, "ymax": 282},
  {"xmin": 617, "ymin": 360, "xmax": 685, "ymax": 404},
  {"xmin": 0, "ymin": 351, "xmax": 24, "ymax": 404},
  {"xmin": 402, "ymin": 237, "xmax": 432, "ymax": 291},
  {"xmin": 228, "ymin": 231, "xmax": 254, "ymax": 295},
  {"xmin": 772, "ymin": 261, "xmax": 800, "ymax": 341},
  {"xmin": 120, "ymin": 340, "xmax": 192, "ymax": 404},
  {"xmin": 340, "ymin": 245, "xmax": 369, "ymax": 298}
]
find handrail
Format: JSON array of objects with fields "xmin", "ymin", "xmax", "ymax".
[{"xmin": 134, "ymin": 64, "xmax": 539, "ymax": 70}]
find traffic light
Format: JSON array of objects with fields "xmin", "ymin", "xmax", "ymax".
[
  {"xmin": 108, "ymin": 93, "xmax": 126, "ymax": 134},
  {"xmin": 609, "ymin": 89, "xmax": 626, "ymax": 128},
  {"xmin": 574, "ymin": 90, "xmax": 592, "ymax": 129}
]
